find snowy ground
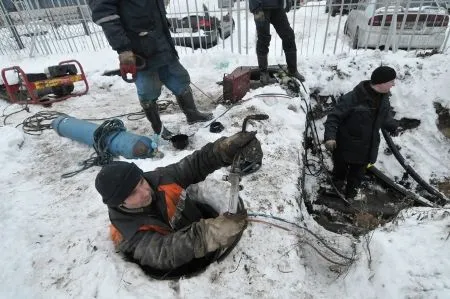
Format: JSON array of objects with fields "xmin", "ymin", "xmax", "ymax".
[{"xmin": 1, "ymin": 3, "xmax": 450, "ymax": 299}]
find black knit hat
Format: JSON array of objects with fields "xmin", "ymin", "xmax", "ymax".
[
  {"xmin": 371, "ymin": 66, "xmax": 397, "ymax": 85},
  {"xmin": 95, "ymin": 161, "xmax": 143, "ymax": 207}
]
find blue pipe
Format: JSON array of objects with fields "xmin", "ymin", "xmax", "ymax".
[{"xmin": 52, "ymin": 115, "xmax": 160, "ymax": 159}]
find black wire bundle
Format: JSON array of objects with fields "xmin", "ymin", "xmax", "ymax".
[
  {"xmin": 301, "ymin": 94, "xmax": 326, "ymax": 177},
  {"xmin": 19, "ymin": 111, "xmax": 66, "ymax": 135},
  {"xmin": 62, "ymin": 119, "xmax": 125, "ymax": 178}
]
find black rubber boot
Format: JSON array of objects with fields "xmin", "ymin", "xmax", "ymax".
[
  {"xmin": 176, "ymin": 87, "xmax": 212, "ymax": 124},
  {"xmin": 141, "ymin": 101, "xmax": 173, "ymax": 140},
  {"xmin": 332, "ymin": 179, "xmax": 345, "ymax": 192},
  {"xmin": 257, "ymin": 55, "xmax": 276, "ymax": 85},
  {"xmin": 345, "ymin": 187, "xmax": 358, "ymax": 200},
  {"xmin": 285, "ymin": 51, "xmax": 305, "ymax": 82}
]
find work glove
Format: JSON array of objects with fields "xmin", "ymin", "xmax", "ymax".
[
  {"xmin": 215, "ymin": 131, "xmax": 257, "ymax": 164},
  {"xmin": 285, "ymin": 0, "xmax": 292, "ymax": 13},
  {"xmin": 253, "ymin": 10, "xmax": 265, "ymax": 23},
  {"xmin": 202, "ymin": 214, "xmax": 247, "ymax": 254},
  {"xmin": 119, "ymin": 50, "xmax": 137, "ymax": 81},
  {"xmin": 388, "ymin": 127, "xmax": 399, "ymax": 137},
  {"xmin": 324, "ymin": 139, "xmax": 337, "ymax": 151}
]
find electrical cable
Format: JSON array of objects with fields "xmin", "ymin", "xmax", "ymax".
[
  {"xmin": 190, "ymin": 82, "xmax": 215, "ymax": 102},
  {"xmin": 247, "ymin": 212, "xmax": 354, "ymax": 261},
  {"xmin": 61, "ymin": 119, "xmax": 126, "ymax": 178},
  {"xmin": 18, "ymin": 111, "xmax": 66, "ymax": 135},
  {"xmin": 81, "ymin": 100, "xmax": 175, "ymax": 122},
  {"xmin": 250, "ymin": 218, "xmax": 353, "ymax": 266},
  {"xmin": 2, "ymin": 103, "xmax": 29, "ymax": 126},
  {"xmin": 2, "ymin": 70, "xmax": 31, "ymax": 126},
  {"xmin": 382, "ymin": 129, "xmax": 449, "ymax": 206},
  {"xmin": 296, "ymin": 80, "xmax": 350, "ymax": 204}
]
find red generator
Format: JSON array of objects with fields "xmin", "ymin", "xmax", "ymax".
[{"xmin": 1, "ymin": 60, "xmax": 89, "ymax": 105}]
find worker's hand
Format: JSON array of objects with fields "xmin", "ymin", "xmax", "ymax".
[
  {"xmin": 388, "ymin": 127, "xmax": 399, "ymax": 137},
  {"xmin": 215, "ymin": 131, "xmax": 257, "ymax": 164},
  {"xmin": 119, "ymin": 50, "xmax": 137, "ymax": 82},
  {"xmin": 324, "ymin": 139, "xmax": 337, "ymax": 151},
  {"xmin": 224, "ymin": 208, "xmax": 248, "ymax": 221},
  {"xmin": 284, "ymin": 0, "xmax": 292, "ymax": 13},
  {"xmin": 202, "ymin": 214, "xmax": 247, "ymax": 253},
  {"xmin": 253, "ymin": 10, "xmax": 265, "ymax": 23}
]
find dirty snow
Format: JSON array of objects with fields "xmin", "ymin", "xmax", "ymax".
[{"xmin": 1, "ymin": 1, "xmax": 449, "ymax": 299}]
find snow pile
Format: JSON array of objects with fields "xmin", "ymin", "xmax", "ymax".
[{"xmin": 0, "ymin": 5, "xmax": 449, "ymax": 299}]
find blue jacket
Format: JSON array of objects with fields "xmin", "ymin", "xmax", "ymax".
[
  {"xmin": 249, "ymin": 0, "xmax": 290, "ymax": 13},
  {"xmin": 88, "ymin": 0, "xmax": 178, "ymax": 68}
]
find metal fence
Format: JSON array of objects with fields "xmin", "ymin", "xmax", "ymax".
[
  {"xmin": 0, "ymin": 0, "xmax": 449, "ymax": 58},
  {"xmin": 0, "ymin": 0, "xmax": 108, "ymax": 57}
]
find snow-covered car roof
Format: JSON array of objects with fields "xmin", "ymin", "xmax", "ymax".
[
  {"xmin": 166, "ymin": 0, "xmax": 234, "ymax": 18},
  {"xmin": 369, "ymin": 0, "xmax": 449, "ymax": 14}
]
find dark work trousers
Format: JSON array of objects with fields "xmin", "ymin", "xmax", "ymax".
[
  {"xmin": 255, "ymin": 9, "xmax": 296, "ymax": 56},
  {"xmin": 332, "ymin": 149, "xmax": 366, "ymax": 196}
]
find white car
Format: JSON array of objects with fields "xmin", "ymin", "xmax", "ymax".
[{"xmin": 344, "ymin": 0, "xmax": 449, "ymax": 50}]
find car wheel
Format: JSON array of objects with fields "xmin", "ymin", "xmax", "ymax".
[
  {"xmin": 325, "ymin": 6, "xmax": 329, "ymax": 14},
  {"xmin": 344, "ymin": 20, "xmax": 348, "ymax": 35},
  {"xmin": 331, "ymin": 9, "xmax": 337, "ymax": 17},
  {"xmin": 352, "ymin": 27, "xmax": 359, "ymax": 49}
]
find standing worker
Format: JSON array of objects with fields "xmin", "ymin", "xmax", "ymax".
[
  {"xmin": 249, "ymin": 0, "xmax": 305, "ymax": 84},
  {"xmin": 324, "ymin": 66, "xmax": 399, "ymax": 199},
  {"xmin": 88, "ymin": 0, "xmax": 212, "ymax": 140}
]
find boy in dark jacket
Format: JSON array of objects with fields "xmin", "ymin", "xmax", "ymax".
[
  {"xmin": 95, "ymin": 132, "xmax": 257, "ymax": 276},
  {"xmin": 249, "ymin": 0, "xmax": 305, "ymax": 84},
  {"xmin": 324, "ymin": 66, "xmax": 399, "ymax": 199},
  {"xmin": 88, "ymin": 0, "xmax": 212, "ymax": 139}
]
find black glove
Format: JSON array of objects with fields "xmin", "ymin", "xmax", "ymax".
[
  {"xmin": 285, "ymin": 0, "xmax": 292, "ymax": 13},
  {"xmin": 215, "ymin": 132, "xmax": 257, "ymax": 164},
  {"xmin": 389, "ymin": 127, "xmax": 399, "ymax": 137},
  {"xmin": 324, "ymin": 139, "xmax": 337, "ymax": 151},
  {"xmin": 253, "ymin": 9, "xmax": 265, "ymax": 24}
]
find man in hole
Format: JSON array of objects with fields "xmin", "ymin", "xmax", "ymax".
[
  {"xmin": 95, "ymin": 132, "xmax": 258, "ymax": 277},
  {"xmin": 324, "ymin": 66, "xmax": 399, "ymax": 199}
]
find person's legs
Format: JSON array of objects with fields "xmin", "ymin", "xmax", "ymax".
[
  {"xmin": 345, "ymin": 164, "xmax": 366, "ymax": 199},
  {"xmin": 270, "ymin": 9, "xmax": 296, "ymax": 53},
  {"xmin": 255, "ymin": 10, "xmax": 275, "ymax": 84},
  {"xmin": 270, "ymin": 9, "xmax": 305, "ymax": 82},
  {"xmin": 157, "ymin": 60, "xmax": 190, "ymax": 96},
  {"xmin": 159, "ymin": 60, "xmax": 212, "ymax": 124},
  {"xmin": 331, "ymin": 149, "xmax": 348, "ymax": 191},
  {"xmin": 255, "ymin": 10, "xmax": 272, "ymax": 58},
  {"xmin": 135, "ymin": 68, "xmax": 172, "ymax": 139},
  {"xmin": 135, "ymin": 68, "xmax": 162, "ymax": 100}
]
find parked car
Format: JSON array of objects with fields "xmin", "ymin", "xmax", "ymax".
[
  {"xmin": 168, "ymin": 4, "xmax": 234, "ymax": 49},
  {"xmin": 325, "ymin": 0, "xmax": 359, "ymax": 16},
  {"xmin": 344, "ymin": 0, "xmax": 449, "ymax": 50},
  {"xmin": 436, "ymin": 0, "xmax": 450, "ymax": 13}
]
